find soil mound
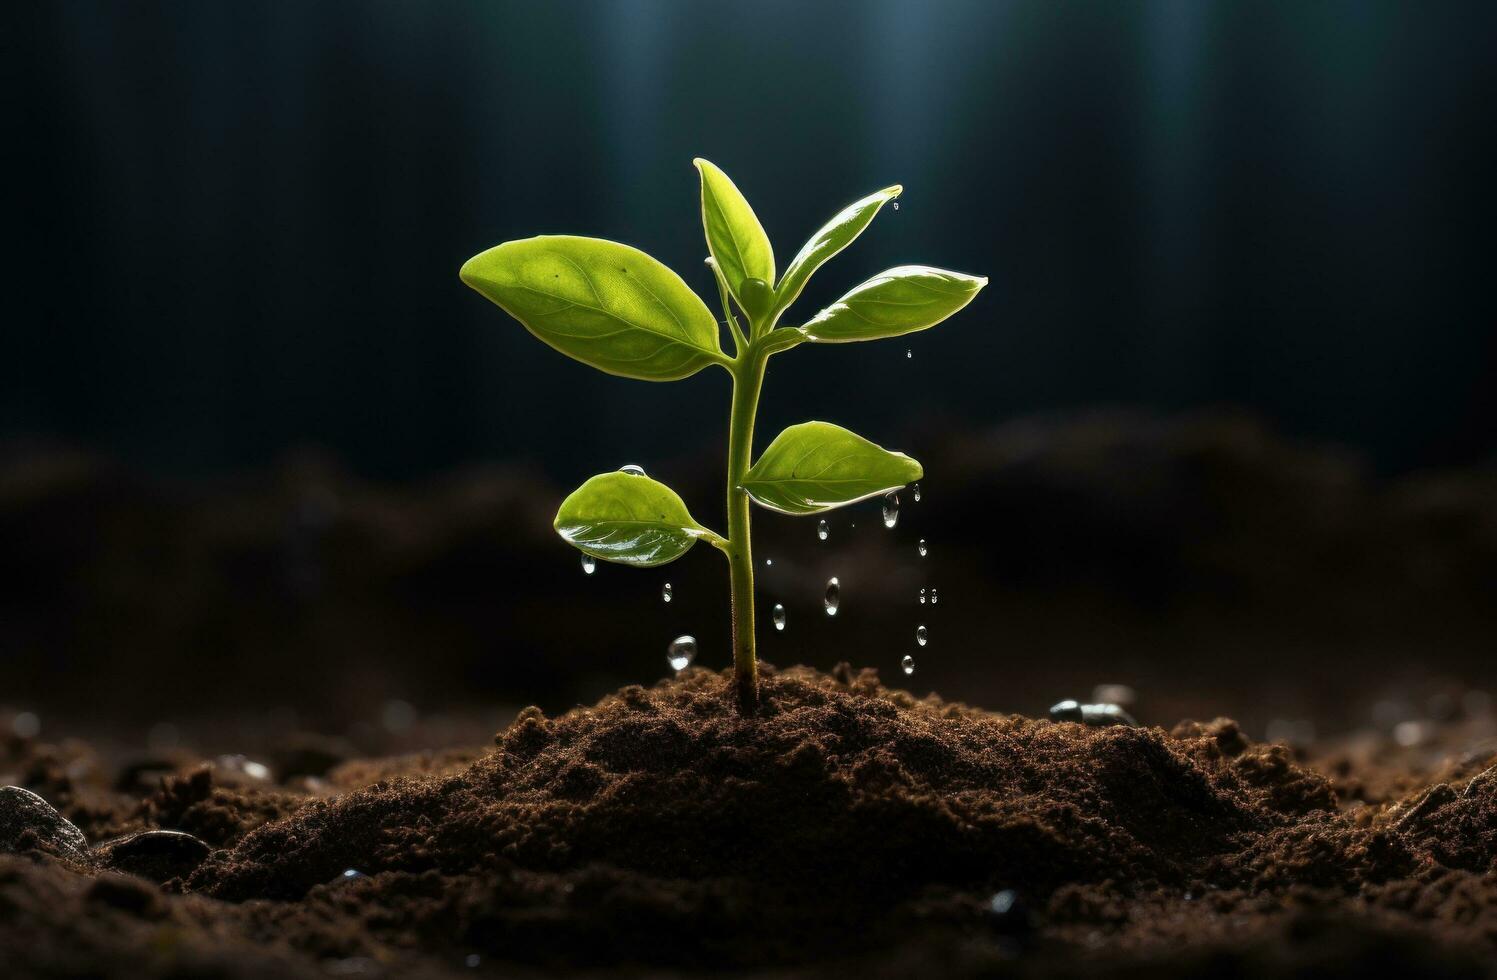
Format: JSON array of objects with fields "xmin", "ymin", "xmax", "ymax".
[{"xmin": 4, "ymin": 665, "xmax": 1497, "ymax": 977}]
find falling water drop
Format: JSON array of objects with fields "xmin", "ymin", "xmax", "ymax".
[
  {"xmin": 882, "ymin": 492, "xmax": 900, "ymax": 529},
  {"xmin": 661, "ymin": 582, "xmax": 672, "ymax": 603},
  {"xmin": 905, "ymin": 349, "xmax": 912, "ymax": 359},
  {"xmin": 916, "ymin": 625, "xmax": 928, "ymax": 647},
  {"xmin": 930, "ymin": 588, "xmax": 939, "ymax": 605},
  {"xmin": 817, "ymin": 519, "xmax": 829, "ymax": 541},
  {"xmin": 918, "ymin": 538, "xmax": 928, "ymax": 557},
  {"xmin": 765, "ymin": 558, "xmax": 773, "ymax": 567},
  {"xmin": 618, "ymin": 464, "xmax": 646, "ymax": 476},
  {"xmin": 581, "ymin": 554, "xmax": 596, "ymax": 575},
  {"xmin": 901, "ymin": 655, "xmax": 915, "ymax": 675},
  {"xmin": 667, "ymin": 636, "xmax": 697, "ymax": 671},
  {"xmin": 913, "ymin": 483, "xmax": 922, "ymax": 502},
  {"xmin": 773, "ymin": 604, "xmax": 786, "ymax": 631},
  {"xmin": 892, "ymin": 201, "xmax": 900, "ymax": 211},
  {"xmin": 919, "ymin": 588, "xmax": 927, "ymax": 605},
  {"xmin": 824, "ymin": 577, "xmax": 841, "ymax": 616}
]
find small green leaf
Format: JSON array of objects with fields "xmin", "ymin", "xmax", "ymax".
[
  {"xmin": 742, "ymin": 422, "xmax": 922, "ymax": 516},
  {"xmin": 461, "ymin": 236, "xmax": 723, "ymax": 381},
  {"xmin": 694, "ymin": 158, "xmax": 774, "ymax": 306},
  {"xmin": 555, "ymin": 471, "xmax": 710, "ymax": 567},
  {"xmin": 803, "ymin": 266, "xmax": 987, "ymax": 344},
  {"xmin": 773, "ymin": 184, "xmax": 901, "ymax": 318}
]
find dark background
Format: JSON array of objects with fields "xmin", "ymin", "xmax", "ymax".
[
  {"xmin": 7, "ymin": 0, "xmax": 1495, "ymax": 480},
  {"xmin": 2, "ymin": 1, "xmax": 1494, "ymax": 741}
]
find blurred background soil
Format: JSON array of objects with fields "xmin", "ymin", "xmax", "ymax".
[{"xmin": 3, "ymin": 408, "xmax": 1493, "ymax": 756}]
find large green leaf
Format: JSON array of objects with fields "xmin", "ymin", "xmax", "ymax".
[
  {"xmin": 693, "ymin": 159, "xmax": 774, "ymax": 306},
  {"xmin": 554, "ymin": 471, "xmax": 710, "ymax": 567},
  {"xmin": 460, "ymin": 236, "xmax": 724, "ymax": 381},
  {"xmin": 741, "ymin": 422, "xmax": 922, "ymax": 516},
  {"xmin": 773, "ymin": 184, "xmax": 901, "ymax": 318},
  {"xmin": 803, "ymin": 266, "xmax": 987, "ymax": 343}
]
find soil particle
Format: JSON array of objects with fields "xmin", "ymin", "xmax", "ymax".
[{"xmin": 4, "ymin": 665, "xmax": 1497, "ymax": 977}]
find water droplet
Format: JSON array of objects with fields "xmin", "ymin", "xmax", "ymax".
[
  {"xmin": 764, "ymin": 558, "xmax": 773, "ymax": 567},
  {"xmin": 905, "ymin": 349, "xmax": 912, "ymax": 359},
  {"xmin": 661, "ymin": 582, "xmax": 672, "ymax": 603},
  {"xmin": 339, "ymin": 868, "xmax": 365, "ymax": 882},
  {"xmin": 892, "ymin": 201, "xmax": 900, "ymax": 211},
  {"xmin": 916, "ymin": 625, "xmax": 928, "ymax": 646},
  {"xmin": 773, "ymin": 604, "xmax": 786, "ymax": 631},
  {"xmin": 580, "ymin": 554, "xmax": 596, "ymax": 575},
  {"xmin": 917, "ymin": 538, "xmax": 928, "ymax": 557},
  {"xmin": 817, "ymin": 519, "xmax": 829, "ymax": 541},
  {"xmin": 919, "ymin": 588, "xmax": 927, "ymax": 604},
  {"xmin": 667, "ymin": 635, "xmax": 697, "ymax": 671},
  {"xmin": 824, "ymin": 577, "xmax": 840, "ymax": 616},
  {"xmin": 930, "ymin": 588, "xmax": 939, "ymax": 605},
  {"xmin": 882, "ymin": 492, "xmax": 900, "ymax": 529},
  {"xmin": 618, "ymin": 463, "xmax": 646, "ymax": 477},
  {"xmin": 901, "ymin": 655, "xmax": 915, "ymax": 675},
  {"xmin": 913, "ymin": 483, "xmax": 922, "ymax": 502}
]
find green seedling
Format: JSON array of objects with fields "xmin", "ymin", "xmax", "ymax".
[{"xmin": 460, "ymin": 159, "xmax": 985, "ymax": 714}]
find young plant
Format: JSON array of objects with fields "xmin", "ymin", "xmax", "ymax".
[{"xmin": 460, "ymin": 160, "xmax": 985, "ymax": 714}]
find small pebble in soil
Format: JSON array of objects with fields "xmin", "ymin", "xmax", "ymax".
[
  {"xmin": 1048, "ymin": 700, "xmax": 1137, "ymax": 727},
  {"xmin": 987, "ymin": 888, "xmax": 1032, "ymax": 935},
  {"xmin": 97, "ymin": 829, "xmax": 211, "ymax": 882},
  {"xmin": 668, "ymin": 636, "xmax": 697, "ymax": 671},
  {"xmin": 214, "ymin": 754, "xmax": 272, "ymax": 781},
  {"xmin": 0, "ymin": 785, "xmax": 90, "ymax": 861}
]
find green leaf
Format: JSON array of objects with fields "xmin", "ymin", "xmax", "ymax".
[
  {"xmin": 554, "ymin": 471, "xmax": 711, "ymax": 567},
  {"xmin": 693, "ymin": 158, "xmax": 774, "ymax": 306},
  {"xmin": 741, "ymin": 422, "xmax": 922, "ymax": 516},
  {"xmin": 460, "ymin": 236, "xmax": 724, "ymax": 381},
  {"xmin": 773, "ymin": 184, "xmax": 901, "ymax": 318},
  {"xmin": 803, "ymin": 266, "xmax": 987, "ymax": 344}
]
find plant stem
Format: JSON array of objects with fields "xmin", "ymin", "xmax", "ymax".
[{"xmin": 725, "ymin": 342, "xmax": 768, "ymax": 715}]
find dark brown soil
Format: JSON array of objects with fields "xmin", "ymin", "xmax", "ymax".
[{"xmin": 4, "ymin": 663, "xmax": 1496, "ymax": 978}]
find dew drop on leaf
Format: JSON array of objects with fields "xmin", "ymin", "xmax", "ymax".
[
  {"xmin": 824, "ymin": 577, "xmax": 841, "ymax": 617},
  {"xmin": 918, "ymin": 538, "xmax": 928, "ymax": 557},
  {"xmin": 916, "ymin": 625, "xmax": 928, "ymax": 647},
  {"xmin": 581, "ymin": 554, "xmax": 596, "ymax": 575},
  {"xmin": 882, "ymin": 492, "xmax": 900, "ymax": 529},
  {"xmin": 618, "ymin": 464, "xmax": 646, "ymax": 477},
  {"xmin": 661, "ymin": 582, "xmax": 672, "ymax": 603},
  {"xmin": 817, "ymin": 519, "xmax": 829, "ymax": 541},
  {"xmin": 773, "ymin": 603, "xmax": 786, "ymax": 631},
  {"xmin": 901, "ymin": 655, "xmax": 915, "ymax": 675},
  {"xmin": 667, "ymin": 635, "xmax": 697, "ymax": 671}
]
